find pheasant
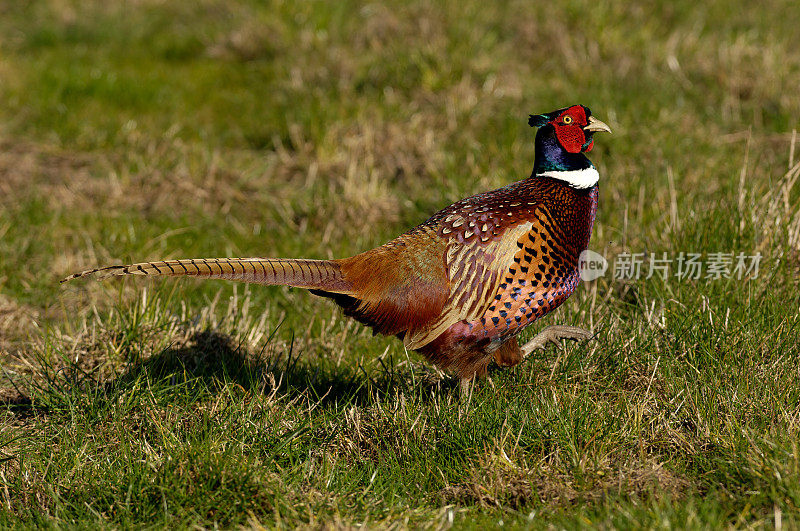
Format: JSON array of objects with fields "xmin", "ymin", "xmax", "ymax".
[{"xmin": 62, "ymin": 104, "xmax": 611, "ymax": 390}]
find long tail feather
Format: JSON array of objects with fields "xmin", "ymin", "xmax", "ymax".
[{"xmin": 61, "ymin": 258, "xmax": 352, "ymax": 293}]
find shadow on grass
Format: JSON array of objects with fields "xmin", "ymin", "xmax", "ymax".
[
  {"xmin": 111, "ymin": 329, "xmax": 395, "ymax": 404},
  {"xmin": 2, "ymin": 330, "xmax": 455, "ymax": 419},
  {"xmin": 0, "ymin": 391, "xmax": 34, "ymax": 420},
  {"xmin": 159, "ymin": 329, "xmax": 457, "ymax": 401}
]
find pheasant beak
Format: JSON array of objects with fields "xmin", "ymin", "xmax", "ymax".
[{"xmin": 584, "ymin": 116, "xmax": 612, "ymax": 134}]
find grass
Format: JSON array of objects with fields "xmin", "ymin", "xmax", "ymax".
[{"xmin": 1, "ymin": 0, "xmax": 799, "ymax": 527}]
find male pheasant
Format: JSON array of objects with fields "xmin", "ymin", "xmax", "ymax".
[{"xmin": 62, "ymin": 104, "xmax": 611, "ymax": 390}]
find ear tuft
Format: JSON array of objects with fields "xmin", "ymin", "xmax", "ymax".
[{"xmin": 528, "ymin": 114, "xmax": 549, "ymax": 128}]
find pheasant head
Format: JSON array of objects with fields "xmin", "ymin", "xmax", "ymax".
[{"xmin": 529, "ymin": 104, "xmax": 611, "ymax": 188}]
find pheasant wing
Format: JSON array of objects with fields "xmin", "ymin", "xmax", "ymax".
[{"xmin": 405, "ymin": 202, "xmax": 578, "ymax": 349}]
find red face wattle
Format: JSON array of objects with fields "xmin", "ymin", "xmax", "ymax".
[{"xmin": 551, "ymin": 105, "xmax": 593, "ymax": 154}]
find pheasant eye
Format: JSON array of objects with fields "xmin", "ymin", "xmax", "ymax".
[{"xmin": 562, "ymin": 116, "xmax": 573, "ymax": 124}]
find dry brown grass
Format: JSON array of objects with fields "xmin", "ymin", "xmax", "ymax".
[{"xmin": 441, "ymin": 453, "xmax": 691, "ymax": 510}]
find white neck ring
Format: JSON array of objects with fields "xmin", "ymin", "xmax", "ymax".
[{"xmin": 537, "ymin": 167, "xmax": 599, "ymax": 189}]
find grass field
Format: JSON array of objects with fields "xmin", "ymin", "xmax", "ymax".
[{"xmin": 1, "ymin": 0, "xmax": 799, "ymax": 528}]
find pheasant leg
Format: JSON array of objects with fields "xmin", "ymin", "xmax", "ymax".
[{"xmin": 520, "ymin": 325, "xmax": 592, "ymax": 356}]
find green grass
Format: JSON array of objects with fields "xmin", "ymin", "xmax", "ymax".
[{"xmin": 1, "ymin": 0, "xmax": 799, "ymax": 527}]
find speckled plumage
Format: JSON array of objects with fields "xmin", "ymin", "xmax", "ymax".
[
  {"xmin": 368, "ymin": 175, "xmax": 599, "ymax": 378},
  {"xmin": 63, "ymin": 105, "xmax": 610, "ymax": 383}
]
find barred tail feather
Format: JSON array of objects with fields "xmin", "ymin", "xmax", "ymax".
[{"xmin": 61, "ymin": 258, "xmax": 353, "ymax": 293}]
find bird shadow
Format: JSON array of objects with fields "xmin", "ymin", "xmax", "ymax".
[
  {"xmin": 2, "ymin": 329, "xmax": 458, "ymax": 421},
  {"xmin": 111, "ymin": 329, "xmax": 413, "ymax": 404},
  {"xmin": 121, "ymin": 330, "xmax": 465, "ymax": 408}
]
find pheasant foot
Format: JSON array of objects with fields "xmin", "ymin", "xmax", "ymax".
[{"xmin": 520, "ymin": 325, "xmax": 592, "ymax": 356}]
